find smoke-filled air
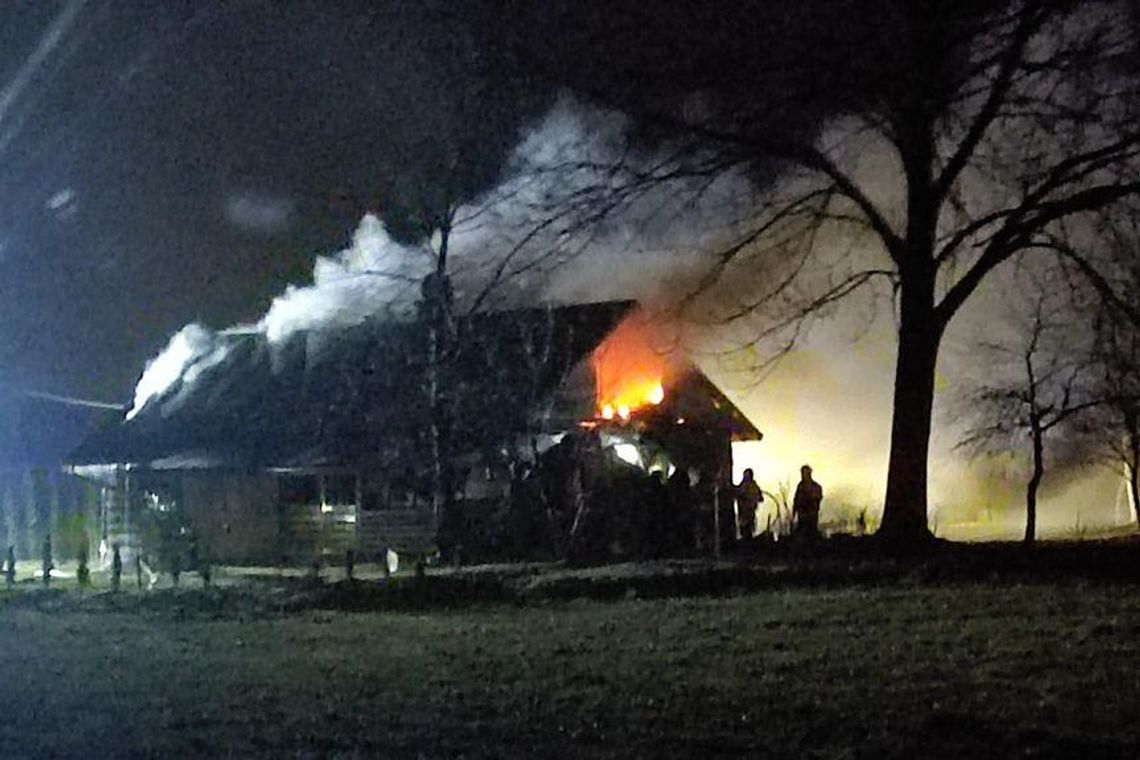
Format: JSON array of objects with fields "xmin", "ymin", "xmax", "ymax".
[{"xmin": 130, "ymin": 91, "xmax": 1134, "ymax": 540}]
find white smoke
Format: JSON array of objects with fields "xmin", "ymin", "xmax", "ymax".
[
  {"xmin": 448, "ymin": 95, "xmax": 755, "ymax": 308},
  {"xmin": 128, "ymin": 323, "xmax": 223, "ymax": 419},
  {"xmin": 259, "ymin": 214, "xmax": 427, "ymax": 343},
  {"xmin": 127, "ymin": 95, "xmax": 753, "ymax": 419},
  {"xmin": 126, "ymin": 214, "xmax": 427, "ymax": 419}
]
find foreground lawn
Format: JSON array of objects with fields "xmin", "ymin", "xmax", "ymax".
[{"xmin": 0, "ymin": 582, "xmax": 1138, "ymax": 758}]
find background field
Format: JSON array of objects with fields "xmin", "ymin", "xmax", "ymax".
[{"xmin": 1, "ymin": 562, "xmax": 1139, "ymax": 758}]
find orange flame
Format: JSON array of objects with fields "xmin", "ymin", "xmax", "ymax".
[{"xmin": 591, "ymin": 315, "xmax": 672, "ymax": 420}]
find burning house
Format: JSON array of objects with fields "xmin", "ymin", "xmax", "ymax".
[{"xmin": 69, "ymin": 301, "xmax": 760, "ymax": 566}]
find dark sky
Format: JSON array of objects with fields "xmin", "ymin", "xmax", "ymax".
[
  {"xmin": 0, "ymin": 0, "xmax": 1105, "ymax": 407},
  {"xmin": 0, "ymin": 0, "xmax": 886, "ymax": 405},
  {"xmin": 0, "ymin": 0, "xmax": 545, "ymax": 402}
]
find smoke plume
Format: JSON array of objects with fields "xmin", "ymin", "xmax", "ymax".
[
  {"xmin": 129, "ymin": 96, "xmax": 752, "ymax": 419},
  {"xmin": 125, "ymin": 92, "xmax": 1133, "ymax": 539}
]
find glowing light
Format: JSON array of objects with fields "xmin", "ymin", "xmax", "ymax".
[
  {"xmin": 602, "ymin": 404, "xmax": 615, "ymax": 420},
  {"xmin": 647, "ymin": 383, "xmax": 665, "ymax": 405},
  {"xmin": 612, "ymin": 443, "xmax": 642, "ymax": 467},
  {"xmin": 618, "ymin": 405, "xmax": 631, "ymax": 420}
]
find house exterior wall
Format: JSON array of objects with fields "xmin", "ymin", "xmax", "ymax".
[
  {"xmin": 68, "ymin": 343, "xmax": 757, "ymax": 566},
  {"xmin": 87, "ymin": 467, "xmax": 443, "ymax": 567},
  {"xmin": 181, "ymin": 471, "xmax": 280, "ymax": 564}
]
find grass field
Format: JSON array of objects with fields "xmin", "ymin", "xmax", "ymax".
[{"xmin": 1, "ymin": 566, "xmax": 1139, "ymax": 759}]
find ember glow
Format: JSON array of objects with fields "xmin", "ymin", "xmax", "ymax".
[{"xmin": 591, "ymin": 314, "xmax": 675, "ymax": 420}]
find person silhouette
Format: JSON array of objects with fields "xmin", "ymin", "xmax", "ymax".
[
  {"xmin": 792, "ymin": 465, "xmax": 823, "ymax": 541},
  {"xmin": 735, "ymin": 468, "xmax": 763, "ymax": 541}
]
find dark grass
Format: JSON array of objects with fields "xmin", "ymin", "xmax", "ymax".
[{"xmin": 1, "ymin": 541, "xmax": 1139, "ymax": 758}]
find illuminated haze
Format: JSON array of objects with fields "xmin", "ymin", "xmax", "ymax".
[{"xmin": 129, "ymin": 98, "xmax": 1133, "ymax": 539}]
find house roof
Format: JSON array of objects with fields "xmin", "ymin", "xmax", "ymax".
[
  {"xmin": 71, "ymin": 300, "xmax": 639, "ymax": 468},
  {"xmin": 72, "ymin": 299, "xmax": 762, "ymax": 470},
  {"xmin": 660, "ymin": 371, "xmax": 763, "ymax": 441}
]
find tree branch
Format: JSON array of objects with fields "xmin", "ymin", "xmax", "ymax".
[
  {"xmin": 661, "ymin": 120, "xmax": 906, "ymax": 264},
  {"xmin": 934, "ymin": 3, "xmax": 1046, "ymax": 201},
  {"xmin": 936, "ymin": 179, "xmax": 1140, "ymax": 327}
]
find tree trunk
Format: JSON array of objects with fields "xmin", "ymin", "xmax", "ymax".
[
  {"xmin": 1128, "ymin": 425, "xmax": 1140, "ymax": 532},
  {"xmin": 421, "ymin": 246, "xmax": 456, "ymax": 555},
  {"xmin": 879, "ymin": 110, "xmax": 944, "ymax": 551},
  {"xmin": 427, "ymin": 319, "xmax": 444, "ymax": 521},
  {"xmin": 1128, "ymin": 460, "xmax": 1138, "ymax": 533},
  {"xmin": 1025, "ymin": 421, "xmax": 1044, "ymax": 545},
  {"xmin": 879, "ymin": 272, "xmax": 940, "ymax": 549}
]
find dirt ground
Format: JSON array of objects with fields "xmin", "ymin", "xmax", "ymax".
[{"xmin": 1, "ymin": 563, "xmax": 1139, "ymax": 759}]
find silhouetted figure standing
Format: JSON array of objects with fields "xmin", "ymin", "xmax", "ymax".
[
  {"xmin": 793, "ymin": 465, "xmax": 823, "ymax": 541},
  {"xmin": 735, "ymin": 468, "xmax": 763, "ymax": 542},
  {"xmin": 5, "ymin": 546, "xmax": 14, "ymax": 587}
]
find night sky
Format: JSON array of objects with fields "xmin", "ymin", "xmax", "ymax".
[
  {"xmin": 1, "ymin": 0, "xmax": 907, "ymax": 404},
  {"xmin": 0, "ymin": 0, "xmax": 938, "ymax": 398},
  {"xmin": 0, "ymin": 0, "xmax": 546, "ymax": 402}
]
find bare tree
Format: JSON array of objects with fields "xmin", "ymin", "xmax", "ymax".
[
  {"xmin": 1091, "ymin": 328, "xmax": 1140, "ymax": 530},
  {"xmin": 499, "ymin": 0, "xmax": 1140, "ymax": 548},
  {"xmin": 1075, "ymin": 272, "xmax": 1140, "ymax": 530},
  {"xmin": 958, "ymin": 281, "xmax": 1098, "ymax": 544},
  {"xmin": 348, "ymin": 6, "xmax": 530, "ymax": 546}
]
